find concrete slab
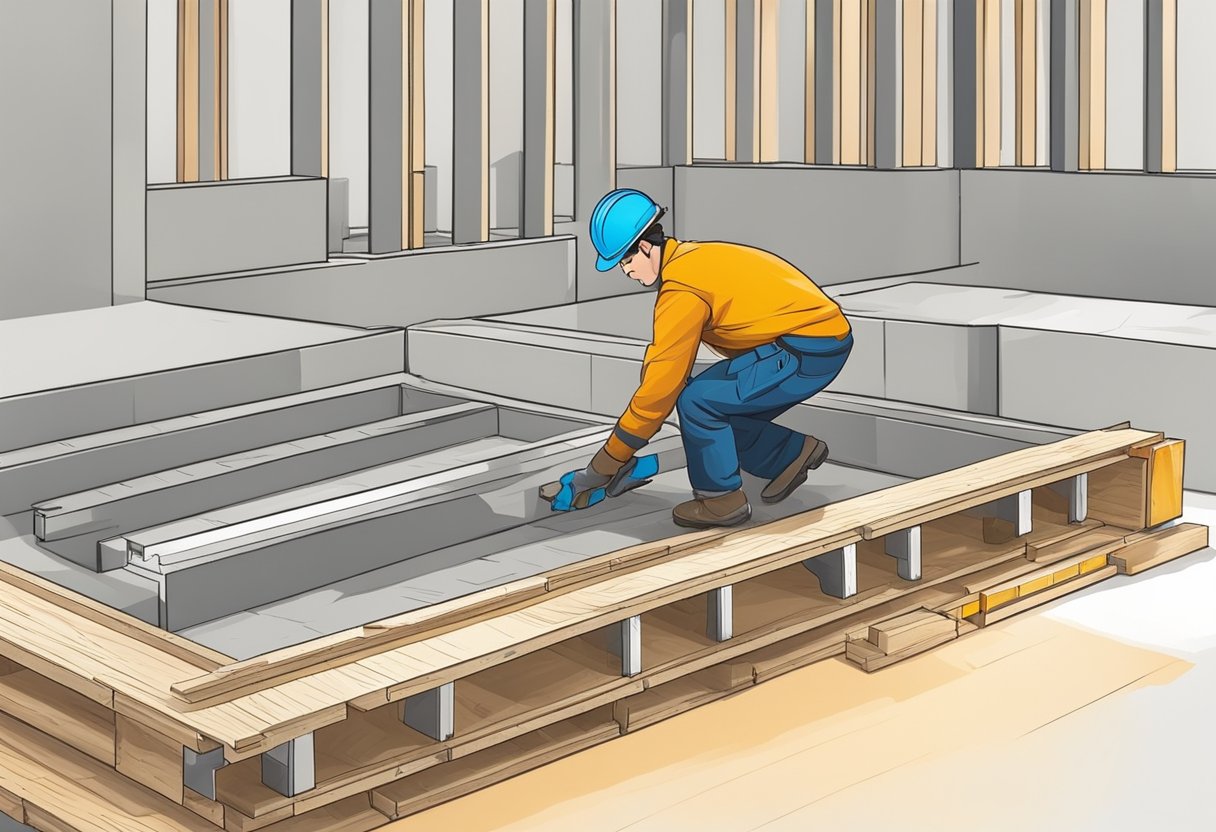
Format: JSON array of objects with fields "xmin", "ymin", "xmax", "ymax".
[
  {"xmin": 0, "ymin": 302, "xmax": 405, "ymax": 452},
  {"xmin": 882, "ymin": 319, "xmax": 999, "ymax": 414}
]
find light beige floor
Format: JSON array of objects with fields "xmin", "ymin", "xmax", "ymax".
[{"xmin": 383, "ymin": 495, "xmax": 1216, "ymax": 832}]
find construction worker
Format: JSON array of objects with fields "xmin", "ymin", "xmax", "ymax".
[{"xmin": 567, "ymin": 188, "xmax": 853, "ymax": 529}]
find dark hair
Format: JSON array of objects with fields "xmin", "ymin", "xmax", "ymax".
[{"xmin": 623, "ymin": 222, "xmax": 666, "ymax": 260}]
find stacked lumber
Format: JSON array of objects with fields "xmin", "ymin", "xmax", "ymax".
[{"xmin": 0, "ymin": 426, "xmax": 1206, "ymax": 830}]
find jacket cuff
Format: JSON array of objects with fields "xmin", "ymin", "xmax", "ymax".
[{"xmin": 603, "ymin": 433, "xmax": 639, "ymax": 466}]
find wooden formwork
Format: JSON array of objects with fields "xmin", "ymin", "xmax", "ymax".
[{"xmin": 0, "ymin": 427, "xmax": 1205, "ymax": 830}]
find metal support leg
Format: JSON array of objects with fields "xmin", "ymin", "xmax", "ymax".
[
  {"xmin": 988, "ymin": 489, "xmax": 1032, "ymax": 537},
  {"xmin": 619, "ymin": 615, "xmax": 642, "ymax": 677},
  {"xmin": 261, "ymin": 733, "xmax": 315, "ymax": 797},
  {"xmin": 803, "ymin": 543, "xmax": 858, "ymax": 599},
  {"xmin": 884, "ymin": 526, "xmax": 922, "ymax": 582},
  {"xmin": 183, "ymin": 745, "xmax": 227, "ymax": 801},
  {"xmin": 707, "ymin": 585, "xmax": 733, "ymax": 642},
  {"xmin": 404, "ymin": 682, "xmax": 455, "ymax": 742},
  {"xmin": 1049, "ymin": 473, "xmax": 1088, "ymax": 523}
]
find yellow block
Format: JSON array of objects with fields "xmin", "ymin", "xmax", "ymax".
[
  {"xmin": 1019, "ymin": 574, "xmax": 1053, "ymax": 596},
  {"xmin": 1079, "ymin": 553, "xmax": 1109, "ymax": 574},
  {"xmin": 961, "ymin": 601, "xmax": 981, "ymax": 619},
  {"xmin": 1148, "ymin": 440, "xmax": 1185, "ymax": 527},
  {"xmin": 1052, "ymin": 563, "xmax": 1081, "ymax": 583},
  {"xmin": 982, "ymin": 586, "xmax": 1019, "ymax": 612}
]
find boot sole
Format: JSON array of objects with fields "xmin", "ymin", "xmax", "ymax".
[
  {"xmin": 761, "ymin": 440, "xmax": 829, "ymax": 504},
  {"xmin": 672, "ymin": 503, "xmax": 752, "ymax": 529}
]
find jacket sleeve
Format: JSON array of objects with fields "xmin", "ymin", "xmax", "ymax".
[{"xmin": 604, "ymin": 288, "xmax": 710, "ymax": 462}]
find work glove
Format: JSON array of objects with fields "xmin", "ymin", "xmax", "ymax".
[{"xmin": 546, "ymin": 445, "xmax": 632, "ymax": 511}]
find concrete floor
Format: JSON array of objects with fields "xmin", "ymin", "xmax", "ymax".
[{"xmin": 378, "ymin": 491, "xmax": 1216, "ymax": 832}]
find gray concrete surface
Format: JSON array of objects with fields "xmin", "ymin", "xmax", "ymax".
[
  {"xmin": 0, "ymin": 302, "xmax": 404, "ymax": 452},
  {"xmin": 147, "ymin": 177, "xmax": 327, "ymax": 281},
  {"xmin": 147, "ymin": 236, "xmax": 577, "ymax": 331}
]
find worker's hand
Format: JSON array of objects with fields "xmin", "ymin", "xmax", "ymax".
[{"xmin": 569, "ymin": 445, "xmax": 629, "ymax": 508}]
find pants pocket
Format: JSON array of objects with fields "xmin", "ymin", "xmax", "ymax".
[{"xmin": 735, "ymin": 347, "xmax": 799, "ymax": 401}]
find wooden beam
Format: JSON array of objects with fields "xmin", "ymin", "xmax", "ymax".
[
  {"xmin": 902, "ymin": 0, "xmax": 924, "ymax": 166},
  {"xmin": 1014, "ymin": 0, "xmax": 1036, "ymax": 165},
  {"xmin": 805, "ymin": 0, "xmax": 816, "ymax": 162},
  {"xmin": 980, "ymin": 0, "xmax": 1000, "ymax": 167},
  {"xmin": 177, "ymin": 0, "xmax": 200, "ymax": 182},
  {"xmin": 921, "ymin": 0, "xmax": 937, "ymax": 166},
  {"xmin": 1079, "ymin": 0, "xmax": 1106, "ymax": 170},
  {"xmin": 758, "ymin": 0, "xmax": 780, "ymax": 161},
  {"xmin": 839, "ymin": 0, "xmax": 862, "ymax": 164}
]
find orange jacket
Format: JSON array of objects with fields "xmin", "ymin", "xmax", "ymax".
[{"xmin": 604, "ymin": 238, "xmax": 850, "ymax": 462}]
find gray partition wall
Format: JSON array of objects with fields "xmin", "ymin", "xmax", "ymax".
[
  {"xmin": 961, "ymin": 169, "xmax": 1216, "ymax": 306},
  {"xmin": 674, "ymin": 166, "xmax": 962, "ymax": 283}
]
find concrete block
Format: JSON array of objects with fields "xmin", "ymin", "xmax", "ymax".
[
  {"xmin": 675, "ymin": 166, "xmax": 960, "ymax": 284},
  {"xmin": 408, "ymin": 329, "xmax": 593, "ymax": 410},
  {"xmin": 883, "ymin": 321, "xmax": 998, "ymax": 414},
  {"xmin": 998, "ymin": 327, "xmax": 1216, "ymax": 492},
  {"xmin": 328, "ymin": 177, "xmax": 350, "ymax": 251},
  {"xmin": 147, "ymin": 177, "xmax": 327, "ymax": 281},
  {"xmin": 825, "ymin": 315, "xmax": 885, "ymax": 398}
]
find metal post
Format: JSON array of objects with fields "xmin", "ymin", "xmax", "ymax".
[
  {"xmin": 803, "ymin": 543, "xmax": 858, "ymax": 599},
  {"xmin": 261, "ymin": 733, "xmax": 315, "ymax": 797},
  {"xmin": 1050, "ymin": 0, "xmax": 1079, "ymax": 171},
  {"xmin": 707, "ymin": 585, "xmax": 734, "ymax": 642},
  {"xmin": 404, "ymin": 681, "xmax": 455, "ymax": 742},
  {"xmin": 884, "ymin": 525, "xmax": 922, "ymax": 581}
]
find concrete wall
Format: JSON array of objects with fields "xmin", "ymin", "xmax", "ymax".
[
  {"xmin": 147, "ymin": 178, "xmax": 327, "ymax": 281},
  {"xmin": 675, "ymin": 166, "xmax": 962, "ymax": 283},
  {"xmin": 960, "ymin": 169, "xmax": 1216, "ymax": 306},
  {"xmin": 148, "ymin": 236, "xmax": 577, "ymax": 331},
  {"xmin": 0, "ymin": 0, "xmax": 146, "ymax": 320}
]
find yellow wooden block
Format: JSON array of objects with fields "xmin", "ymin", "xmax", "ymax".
[
  {"xmin": 1079, "ymin": 553, "xmax": 1109, "ymax": 574},
  {"xmin": 981, "ymin": 586, "xmax": 1019, "ymax": 612},
  {"xmin": 1019, "ymin": 574, "xmax": 1053, "ymax": 596},
  {"xmin": 1052, "ymin": 563, "xmax": 1081, "ymax": 583},
  {"xmin": 1148, "ymin": 440, "xmax": 1185, "ymax": 527},
  {"xmin": 961, "ymin": 601, "xmax": 981, "ymax": 618}
]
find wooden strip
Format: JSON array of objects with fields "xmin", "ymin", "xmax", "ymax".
[
  {"xmin": 1087, "ymin": 457, "xmax": 1148, "ymax": 531},
  {"xmin": 0, "ymin": 710, "xmax": 216, "ymax": 832},
  {"xmin": 178, "ymin": 0, "xmax": 200, "ymax": 182},
  {"xmin": 0, "ymin": 784, "xmax": 22, "ymax": 824},
  {"xmin": 173, "ymin": 577, "xmax": 547, "ymax": 704},
  {"xmin": 184, "ymin": 786, "xmax": 226, "ymax": 827},
  {"xmin": 1079, "ymin": 0, "xmax": 1106, "ymax": 170},
  {"xmin": 371, "ymin": 709, "xmax": 618, "ymax": 820},
  {"xmin": 839, "ymin": 0, "xmax": 862, "ymax": 164},
  {"xmin": 0, "ymin": 561, "xmax": 230, "ymax": 671},
  {"xmin": 921, "ymin": 0, "xmax": 937, "ymax": 165},
  {"xmin": 1162, "ymin": 0, "xmax": 1177, "ymax": 172},
  {"xmin": 0, "ymin": 668, "xmax": 115, "ymax": 766},
  {"xmin": 978, "ymin": 565, "xmax": 1117, "ymax": 626},
  {"xmin": 759, "ymin": 0, "xmax": 780, "ymax": 161},
  {"xmin": 902, "ymin": 0, "xmax": 924, "ymax": 166},
  {"xmin": 224, "ymin": 804, "xmax": 293, "ymax": 832},
  {"xmin": 982, "ymin": 0, "xmax": 1000, "ymax": 166},
  {"xmin": 1110, "ymin": 524, "xmax": 1208, "ymax": 576},
  {"xmin": 613, "ymin": 664, "xmax": 752, "ymax": 733},
  {"xmin": 846, "ymin": 626, "xmax": 958, "ymax": 671},
  {"xmin": 1025, "ymin": 525, "xmax": 1126, "ymax": 564},
  {"xmin": 868, "ymin": 608, "xmax": 955, "ymax": 654},
  {"xmin": 805, "ymin": 1, "xmax": 816, "ymax": 162},
  {"xmin": 1015, "ymin": 0, "xmax": 1036, "ymax": 165},
  {"xmin": 117, "ymin": 715, "xmax": 184, "ymax": 805}
]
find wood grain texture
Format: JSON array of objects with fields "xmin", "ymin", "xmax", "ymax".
[{"xmin": 1110, "ymin": 524, "xmax": 1208, "ymax": 576}]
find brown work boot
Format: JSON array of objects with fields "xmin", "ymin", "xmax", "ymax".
[
  {"xmin": 672, "ymin": 489, "xmax": 751, "ymax": 529},
  {"xmin": 761, "ymin": 435, "xmax": 829, "ymax": 504}
]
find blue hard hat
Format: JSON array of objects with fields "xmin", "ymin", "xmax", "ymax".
[{"xmin": 589, "ymin": 189, "xmax": 663, "ymax": 271}]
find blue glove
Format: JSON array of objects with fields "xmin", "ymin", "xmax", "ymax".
[{"xmin": 550, "ymin": 468, "xmax": 609, "ymax": 512}]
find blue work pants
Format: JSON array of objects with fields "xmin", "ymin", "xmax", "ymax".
[{"xmin": 675, "ymin": 333, "xmax": 853, "ymax": 495}]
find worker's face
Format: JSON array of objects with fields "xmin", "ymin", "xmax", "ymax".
[{"xmin": 619, "ymin": 240, "xmax": 661, "ymax": 286}]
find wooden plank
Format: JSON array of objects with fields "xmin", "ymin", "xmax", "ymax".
[
  {"xmin": 1025, "ymin": 526, "xmax": 1127, "ymax": 564},
  {"xmin": 224, "ymin": 804, "xmax": 293, "ymax": 832},
  {"xmin": 868, "ymin": 608, "xmax": 956, "ymax": 654},
  {"xmin": 117, "ymin": 715, "xmax": 184, "ymax": 805},
  {"xmin": 1162, "ymin": 0, "xmax": 1177, "ymax": 172},
  {"xmin": 173, "ymin": 577, "xmax": 548, "ymax": 704},
  {"xmin": 0, "ymin": 561, "xmax": 230, "ymax": 671},
  {"xmin": 1110, "ymin": 524, "xmax": 1209, "ymax": 576},
  {"xmin": 1078, "ymin": 0, "xmax": 1106, "ymax": 170},
  {"xmin": 759, "ymin": 0, "xmax": 780, "ymax": 161},
  {"xmin": 846, "ymin": 626, "xmax": 958, "ymax": 672},
  {"xmin": 1133, "ymin": 439, "xmax": 1185, "ymax": 527},
  {"xmin": 902, "ymin": 0, "xmax": 924, "ymax": 166},
  {"xmin": 256, "ymin": 795, "xmax": 386, "ymax": 832},
  {"xmin": 839, "ymin": 0, "xmax": 863, "ymax": 164},
  {"xmin": 981, "ymin": 0, "xmax": 1000, "ymax": 166},
  {"xmin": 921, "ymin": 0, "xmax": 938, "ymax": 166},
  {"xmin": 371, "ymin": 709, "xmax": 619, "ymax": 819},
  {"xmin": 1087, "ymin": 457, "xmax": 1148, "ymax": 531},
  {"xmin": 0, "ymin": 668, "xmax": 115, "ymax": 765},
  {"xmin": 977, "ymin": 565, "xmax": 1118, "ymax": 626},
  {"xmin": 725, "ymin": 0, "xmax": 738, "ymax": 160},
  {"xmin": 178, "ymin": 0, "xmax": 200, "ymax": 182},
  {"xmin": 0, "ymin": 783, "xmax": 22, "ymax": 824},
  {"xmin": 184, "ymin": 786, "xmax": 226, "ymax": 827},
  {"xmin": 0, "ymin": 710, "xmax": 216, "ymax": 832},
  {"xmin": 613, "ymin": 664, "xmax": 753, "ymax": 733}
]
